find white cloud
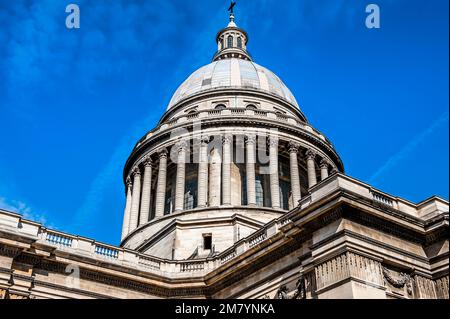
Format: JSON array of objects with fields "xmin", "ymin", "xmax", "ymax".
[
  {"xmin": 369, "ymin": 112, "xmax": 449, "ymax": 183},
  {"xmin": 0, "ymin": 196, "xmax": 50, "ymax": 226}
]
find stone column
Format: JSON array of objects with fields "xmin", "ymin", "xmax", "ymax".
[
  {"xmin": 197, "ymin": 136, "xmax": 209, "ymax": 208},
  {"xmin": 222, "ymin": 134, "xmax": 232, "ymax": 206},
  {"xmin": 209, "ymin": 148, "xmax": 222, "ymax": 207},
  {"xmin": 175, "ymin": 142, "xmax": 187, "ymax": 211},
  {"xmin": 320, "ymin": 159, "xmax": 329, "ymax": 181},
  {"xmin": 129, "ymin": 166, "xmax": 141, "ymax": 231},
  {"xmin": 154, "ymin": 149, "xmax": 168, "ymax": 218},
  {"xmin": 288, "ymin": 142, "xmax": 301, "ymax": 206},
  {"xmin": 306, "ymin": 150, "xmax": 317, "ymax": 188},
  {"xmin": 139, "ymin": 156, "xmax": 153, "ymax": 226},
  {"xmin": 121, "ymin": 177, "xmax": 133, "ymax": 240},
  {"xmin": 245, "ymin": 135, "xmax": 257, "ymax": 206},
  {"xmin": 268, "ymin": 136, "xmax": 280, "ymax": 209}
]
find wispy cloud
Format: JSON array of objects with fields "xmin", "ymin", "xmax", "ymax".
[
  {"xmin": 0, "ymin": 196, "xmax": 52, "ymax": 226},
  {"xmin": 369, "ymin": 112, "xmax": 449, "ymax": 183}
]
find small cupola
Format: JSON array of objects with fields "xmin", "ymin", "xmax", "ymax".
[{"xmin": 213, "ymin": 1, "xmax": 252, "ymax": 62}]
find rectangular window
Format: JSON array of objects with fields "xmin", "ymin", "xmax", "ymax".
[{"xmin": 203, "ymin": 234, "xmax": 212, "ymax": 250}]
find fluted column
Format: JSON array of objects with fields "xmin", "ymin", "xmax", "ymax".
[
  {"xmin": 320, "ymin": 159, "xmax": 329, "ymax": 181},
  {"xmin": 268, "ymin": 136, "xmax": 280, "ymax": 209},
  {"xmin": 245, "ymin": 135, "xmax": 256, "ymax": 206},
  {"xmin": 288, "ymin": 142, "xmax": 301, "ymax": 206},
  {"xmin": 154, "ymin": 149, "xmax": 168, "ymax": 218},
  {"xmin": 306, "ymin": 149, "xmax": 317, "ymax": 188},
  {"xmin": 139, "ymin": 156, "xmax": 153, "ymax": 226},
  {"xmin": 175, "ymin": 142, "xmax": 187, "ymax": 211},
  {"xmin": 198, "ymin": 136, "xmax": 209, "ymax": 208},
  {"xmin": 129, "ymin": 166, "xmax": 141, "ymax": 231},
  {"xmin": 222, "ymin": 134, "xmax": 232, "ymax": 206},
  {"xmin": 121, "ymin": 177, "xmax": 133, "ymax": 240}
]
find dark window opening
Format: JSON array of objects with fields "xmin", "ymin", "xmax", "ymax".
[
  {"xmin": 237, "ymin": 37, "xmax": 242, "ymax": 49},
  {"xmin": 227, "ymin": 35, "xmax": 233, "ymax": 48},
  {"xmin": 203, "ymin": 234, "xmax": 212, "ymax": 250}
]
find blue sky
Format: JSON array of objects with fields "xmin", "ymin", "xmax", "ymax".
[{"xmin": 0, "ymin": 0, "xmax": 448, "ymax": 245}]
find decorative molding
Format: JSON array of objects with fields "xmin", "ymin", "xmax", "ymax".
[
  {"xmin": 435, "ymin": 275, "xmax": 449, "ymax": 299},
  {"xmin": 414, "ymin": 275, "xmax": 437, "ymax": 299},
  {"xmin": 315, "ymin": 252, "xmax": 384, "ymax": 291},
  {"xmin": 382, "ymin": 266, "xmax": 413, "ymax": 295}
]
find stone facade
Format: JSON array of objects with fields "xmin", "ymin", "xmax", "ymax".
[{"xmin": 0, "ymin": 10, "xmax": 448, "ymax": 299}]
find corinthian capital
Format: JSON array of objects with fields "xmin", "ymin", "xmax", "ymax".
[
  {"xmin": 288, "ymin": 141, "xmax": 300, "ymax": 153},
  {"xmin": 126, "ymin": 177, "xmax": 132, "ymax": 188},
  {"xmin": 245, "ymin": 134, "xmax": 256, "ymax": 145},
  {"xmin": 222, "ymin": 134, "xmax": 232, "ymax": 145},
  {"xmin": 158, "ymin": 148, "xmax": 168, "ymax": 159},
  {"xmin": 267, "ymin": 135, "xmax": 279, "ymax": 147},
  {"xmin": 142, "ymin": 155, "xmax": 153, "ymax": 167},
  {"xmin": 305, "ymin": 149, "xmax": 316, "ymax": 160},
  {"xmin": 176, "ymin": 140, "xmax": 189, "ymax": 152},
  {"xmin": 131, "ymin": 166, "xmax": 141, "ymax": 177},
  {"xmin": 200, "ymin": 135, "xmax": 210, "ymax": 145},
  {"xmin": 320, "ymin": 159, "xmax": 329, "ymax": 169}
]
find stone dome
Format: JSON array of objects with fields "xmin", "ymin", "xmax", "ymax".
[{"xmin": 167, "ymin": 59, "xmax": 299, "ymax": 110}]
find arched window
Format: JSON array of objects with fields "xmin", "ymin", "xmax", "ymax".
[
  {"xmin": 221, "ymin": 38, "xmax": 224, "ymax": 50},
  {"xmin": 227, "ymin": 35, "xmax": 233, "ymax": 48},
  {"xmin": 237, "ymin": 37, "xmax": 242, "ymax": 49},
  {"xmin": 215, "ymin": 104, "xmax": 226, "ymax": 110},
  {"xmin": 246, "ymin": 104, "xmax": 257, "ymax": 110}
]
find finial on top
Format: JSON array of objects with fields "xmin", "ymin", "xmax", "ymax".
[
  {"xmin": 227, "ymin": 1, "xmax": 237, "ymax": 26},
  {"xmin": 228, "ymin": 1, "xmax": 236, "ymax": 14}
]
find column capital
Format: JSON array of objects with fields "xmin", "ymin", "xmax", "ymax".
[
  {"xmin": 288, "ymin": 141, "xmax": 300, "ymax": 153},
  {"xmin": 176, "ymin": 140, "xmax": 189, "ymax": 152},
  {"xmin": 267, "ymin": 135, "xmax": 279, "ymax": 147},
  {"xmin": 158, "ymin": 148, "xmax": 168, "ymax": 159},
  {"xmin": 245, "ymin": 134, "xmax": 256, "ymax": 145},
  {"xmin": 126, "ymin": 177, "xmax": 132, "ymax": 188},
  {"xmin": 200, "ymin": 135, "xmax": 210, "ymax": 145},
  {"xmin": 222, "ymin": 134, "xmax": 233, "ymax": 145},
  {"xmin": 142, "ymin": 155, "xmax": 153, "ymax": 167},
  {"xmin": 330, "ymin": 167, "xmax": 339, "ymax": 175},
  {"xmin": 320, "ymin": 159, "xmax": 329, "ymax": 169},
  {"xmin": 305, "ymin": 149, "xmax": 316, "ymax": 160},
  {"xmin": 131, "ymin": 166, "xmax": 141, "ymax": 177}
]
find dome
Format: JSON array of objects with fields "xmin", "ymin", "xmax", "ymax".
[{"xmin": 167, "ymin": 59, "xmax": 299, "ymax": 110}]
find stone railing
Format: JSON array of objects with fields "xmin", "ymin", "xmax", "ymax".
[
  {"xmin": 180, "ymin": 261, "xmax": 205, "ymax": 272},
  {"xmin": 248, "ymin": 230, "xmax": 268, "ymax": 248},
  {"xmin": 220, "ymin": 249, "xmax": 237, "ymax": 264},
  {"xmin": 140, "ymin": 107, "xmax": 336, "ymax": 150},
  {"xmin": 95, "ymin": 244, "xmax": 120, "ymax": 259},
  {"xmin": 46, "ymin": 231, "xmax": 73, "ymax": 248},
  {"xmin": 139, "ymin": 255, "xmax": 161, "ymax": 270},
  {"xmin": 372, "ymin": 191, "xmax": 394, "ymax": 207}
]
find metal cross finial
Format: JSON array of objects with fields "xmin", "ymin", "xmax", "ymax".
[{"xmin": 228, "ymin": 1, "xmax": 236, "ymax": 14}]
